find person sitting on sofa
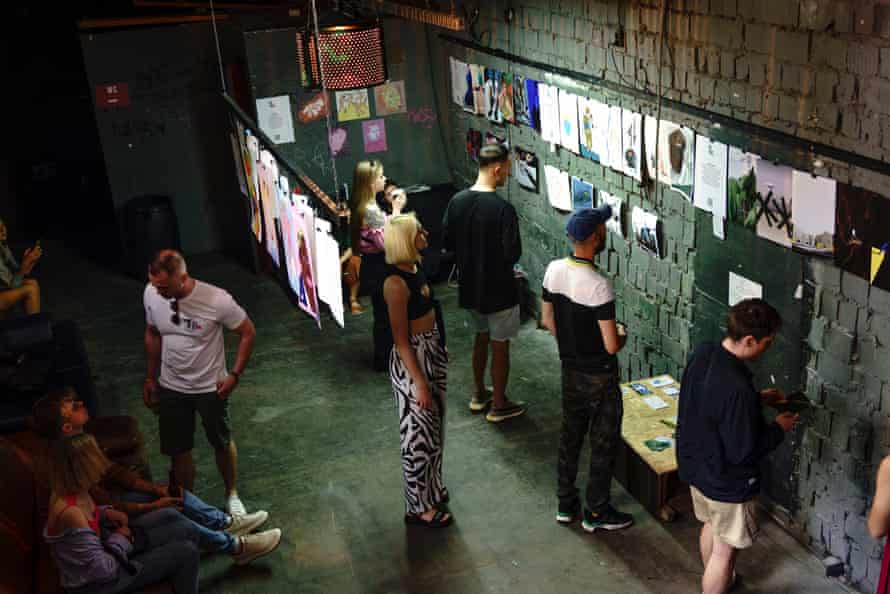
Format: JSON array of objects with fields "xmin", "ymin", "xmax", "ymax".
[
  {"xmin": 0, "ymin": 217, "xmax": 41, "ymax": 315},
  {"xmin": 33, "ymin": 388, "xmax": 282, "ymax": 564}
]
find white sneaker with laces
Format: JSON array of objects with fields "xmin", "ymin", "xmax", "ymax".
[
  {"xmin": 233, "ymin": 528, "xmax": 282, "ymax": 565},
  {"xmin": 225, "ymin": 510, "xmax": 268, "ymax": 537},
  {"xmin": 226, "ymin": 494, "xmax": 247, "ymax": 517}
]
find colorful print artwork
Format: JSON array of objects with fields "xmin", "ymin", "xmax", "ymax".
[
  {"xmin": 335, "ymin": 89, "xmax": 371, "ymax": 122},
  {"xmin": 373, "ymin": 81, "xmax": 407, "ymax": 116}
]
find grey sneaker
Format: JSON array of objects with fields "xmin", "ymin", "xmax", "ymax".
[
  {"xmin": 485, "ymin": 400, "xmax": 527, "ymax": 423},
  {"xmin": 469, "ymin": 388, "xmax": 492, "ymax": 412},
  {"xmin": 233, "ymin": 528, "xmax": 282, "ymax": 565},
  {"xmin": 225, "ymin": 494, "xmax": 247, "ymax": 516},
  {"xmin": 225, "ymin": 510, "xmax": 269, "ymax": 537}
]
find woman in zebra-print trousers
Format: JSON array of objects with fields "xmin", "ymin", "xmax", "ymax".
[{"xmin": 382, "ymin": 214, "xmax": 452, "ymax": 528}]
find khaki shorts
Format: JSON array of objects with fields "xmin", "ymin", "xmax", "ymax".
[{"xmin": 691, "ymin": 486, "xmax": 759, "ymax": 549}]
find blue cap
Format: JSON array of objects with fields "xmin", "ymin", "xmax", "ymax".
[{"xmin": 566, "ymin": 205, "xmax": 612, "ymax": 241}]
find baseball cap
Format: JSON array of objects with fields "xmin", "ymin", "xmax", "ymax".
[{"xmin": 566, "ymin": 205, "xmax": 612, "ymax": 241}]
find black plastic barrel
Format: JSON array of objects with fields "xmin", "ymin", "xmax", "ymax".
[{"xmin": 121, "ymin": 195, "xmax": 181, "ymax": 278}]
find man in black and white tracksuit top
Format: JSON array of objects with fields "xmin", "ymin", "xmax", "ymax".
[{"xmin": 541, "ymin": 206, "xmax": 633, "ymax": 533}]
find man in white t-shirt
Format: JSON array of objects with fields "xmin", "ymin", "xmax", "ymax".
[{"xmin": 143, "ymin": 250, "xmax": 257, "ymax": 516}]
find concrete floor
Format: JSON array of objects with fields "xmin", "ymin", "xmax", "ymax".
[{"xmin": 42, "ymin": 246, "xmax": 851, "ymax": 594}]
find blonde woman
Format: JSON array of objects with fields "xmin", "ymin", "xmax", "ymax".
[
  {"xmin": 383, "ymin": 214, "xmax": 451, "ymax": 527},
  {"xmin": 350, "ymin": 160, "xmax": 401, "ymax": 370}
]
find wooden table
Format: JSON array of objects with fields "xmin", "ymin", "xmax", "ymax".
[{"xmin": 613, "ymin": 374, "xmax": 683, "ymax": 521}]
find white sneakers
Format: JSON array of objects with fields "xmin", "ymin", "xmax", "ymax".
[
  {"xmin": 225, "ymin": 510, "xmax": 269, "ymax": 538},
  {"xmin": 233, "ymin": 528, "xmax": 282, "ymax": 565}
]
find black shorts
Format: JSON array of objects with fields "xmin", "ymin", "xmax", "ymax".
[{"xmin": 158, "ymin": 386, "xmax": 231, "ymax": 456}]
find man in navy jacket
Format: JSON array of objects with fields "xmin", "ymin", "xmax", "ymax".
[{"xmin": 677, "ymin": 298, "xmax": 798, "ymax": 594}]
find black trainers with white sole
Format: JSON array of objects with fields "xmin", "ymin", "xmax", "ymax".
[{"xmin": 581, "ymin": 505, "xmax": 633, "ymax": 532}]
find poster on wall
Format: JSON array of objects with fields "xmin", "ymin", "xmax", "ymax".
[
  {"xmin": 753, "ymin": 160, "xmax": 793, "ymax": 248},
  {"xmin": 621, "ymin": 109, "xmax": 642, "ymax": 182},
  {"xmin": 605, "ymin": 106, "xmax": 624, "ymax": 171},
  {"xmin": 514, "ymin": 147, "xmax": 539, "ymax": 193},
  {"xmin": 632, "ymin": 206, "xmax": 661, "ymax": 258},
  {"xmin": 558, "ymin": 90, "xmax": 580, "ymax": 154},
  {"xmin": 255, "ymin": 95, "xmax": 295, "ymax": 144},
  {"xmin": 466, "ymin": 128, "xmax": 482, "ymax": 162},
  {"xmin": 578, "ymin": 97, "xmax": 609, "ymax": 163},
  {"xmin": 727, "ymin": 146, "xmax": 761, "ymax": 231},
  {"xmin": 484, "ymin": 68, "xmax": 503, "ymax": 123},
  {"xmin": 297, "ymin": 92, "xmax": 329, "ymax": 124},
  {"xmin": 245, "ymin": 133, "xmax": 262, "ymax": 241},
  {"xmin": 328, "ymin": 127, "xmax": 349, "ymax": 158},
  {"xmin": 499, "ymin": 72, "xmax": 515, "ymax": 123},
  {"xmin": 571, "ymin": 176, "xmax": 594, "ymax": 210},
  {"xmin": 315, "ymin": 218, "xmax": 345, "ymax": 328},
  {"xmin": 834, "ymin": 184, "xmax": 890, "ymax": 290},
  {"xmin": 258, "ymin": 151, "xmax": 280, "ymax": 265},
  {"xmin": 693, "ymin": 135, "xmax": 728, "ymax": 215},
  {"xmin": 335, "ymin": 89, "xmax": 371, "ymax": 122},
  {"xmin": 470, "ymin": 64, "xmax": 486, "ymax": 115},
  {"xmin": 294, "ymin": 201, "xmax": 321, "ymax": 325},
  {"xmin": 373, "ymin": 81, "xmax": 407, "ymax": 116},
  {"xmin": 599, "ymin": 191, "xmax": 624, "ymax": 237},
  {"xmin": 791, "ymin": 171, "xmax": 836, "ymax": 256},
  {"xmin": 515, "ymin": 77, "xmax": 540, "ymax": 130},
  {"xmin": 362, "ymin": 119, "xmax": 388, "ymax": 153},
  {"xmin": 728, "ymin": 271, "xmax": 762, "ymax": 306},
  {"xmin": 538, "ymin": 83, "xmax": 561, "ymax": 145},
  {"xmin": 644, "ymin": 117, "xmax": 695, "ymax": 200},
  {"xmin": 449, "ymin": 57, "xmax": 467, "ymax": 108},
  {"xmin": 279, "ymin": 193, "xmax": 300, "ymax": 298},
  {"xmin": 544, "ymin": 165, "xmax": 571, "ymax": 211}
]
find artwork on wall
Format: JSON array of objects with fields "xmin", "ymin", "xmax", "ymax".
[
  {"xmin": 571, "ymin": 176, "xmax": 594, "ymax": 210},
  {"xmin": 621, "ymin": 109, "xmax": 642, "ymax": 181},
  {"xmin": 293, "ymin": 200, "xmax": 321, "ymax": 325},
  {"xmin": 499, "ymin": 72, "xmax": 515, "ymax": 123},
  {"xmin": 484, "ymin": 130, "xmax": 508, "ymax": 149},
  {"xmin": 449, "ymin": 57, "xmax": 468, "ymax": 108},
  {"xmin": 599, "ymin": 191, "xmax": 624, "ymax": 237},
  {"xmin": 514, "ymin": 76, "xmax": 540, "ymax": 130},
  {"xmin": 538, "ymin": 83, "xmax": 561, "ymax": 145},
  {"xmin": 644, "ymin": 117, "xmax": 695, "ymax": 200},
  {"xmin": 279, "ymin": 192, "xmax": 300, "ymax": 300},
  {"xmin": 790, "ymin": 171, "xmax": 836, "ymax": 256},
  {"xmin": 245, "ymin": 133, "xmax": 262, "ymax": 241},
  {"xmin": 255, "ymin": 95, "xmax": 295, "ymax": 144},
  {"xmin": 484, "ymin": 68, "xmax": 503, "ymax": 123},
  {"xmin": 470, "ymin": 64, "xmax": 486, "ymax": 115},
  {"xmin": 229, "ymin": 133, "xmax": 248, "ymax": 197},
  {"xmin": 373, "ymin": 81, "xmax": 407, "ymax": 116},
  {"xmin": 753, "ymin": 160, "xmax": 793, "ymax": 248},
  {"xmin": 514, "ymin": 147, "xmax": 539, "ymax": 193},
  {"xmin": 328, "ymin": 127, "xmax": 349, "ymax": 157},
  {"xmin": 578, "ymin": 97, "xmax": 609, "ymax": 163},
  {"xmin": 727, "ymin": 146, "xmax": 760, "ymax": 230},
  {"xmin": 728, "ymin": 271, "xmax": 763, "ymax": 306},
  {"xmin": 632, "ymin": 206, "xmax": 661, "ymax": 258},
  {"xmin": 693, "ymin": 135, "xmax": 728, "ymax": 216},
  {"xmin": 544, "ymin": 165, "xmax": 571, "ymax": 211},
  {"xmin": 834, "ymin": 184, "xmax": 890, "ymax": 290},
  {"xmin": 558, "ymin": 90, "xmax": 580, "ymax": 154},
  {"xmin": 258, "ymin": 150, "xmax": 280, "ymax": 265},
  {"xmin": 466, "ymin": 128, "xmax": 482, "ymax": 162},
  {"xmin": 315, "ymin": 218, "xmax": 345, "ymax": 328},
  {"xmin": 362, "ymin": 119, "xmax": 388, "ymax": 153},
  {"xmin": 335, "ymin": 89, "xmax": 371, "ymax": 122},
  {"xmin": 297, "ymin": 92, "xmax": 329, "ymax": 124}
]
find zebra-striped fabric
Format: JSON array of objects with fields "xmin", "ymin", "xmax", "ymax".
[{"xmin": 390, "ymin": 327, "xmax": 448, "ymax": 515}]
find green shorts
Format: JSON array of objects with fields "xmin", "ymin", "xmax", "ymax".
[{"xmin": 158, "ymin": 386, "xmax": 232, "ymax": 456}]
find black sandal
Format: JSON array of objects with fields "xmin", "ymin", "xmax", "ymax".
[{"xmin": 404, "ymin": 509, "xmax": 453, "ymax": 528}]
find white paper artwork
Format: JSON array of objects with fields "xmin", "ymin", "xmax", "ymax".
[
  {"xmin": 606, "ymin": 106, "xmax": 624, "ymax": 171},
  {"xmin": 578, "ymin": 96, "xmax": 609, "ymax": 163},
  {"xmin": 644, "ymin": 116, "xmax": 695, "ymax": 201},
  {"xmin": 255, "ymin": 95, "xmax": 295, "ymax": 144},
  {"xmin": 315, "ymin": 218, "xmax": 345, "ymax": 328},
  {"xmin": 621, "ymin": 109, "xmax": 642, "ymax": 181},
  {"xmin": 449, "ymin": 57, "xmax": 466, "ymax": 107},
  {"xmin": 693, "ymin": 135, "xmax": 728, "ymax": 215},
  {"xmin": 544, "ymin": 165, "xmax": 572, "ymax": 211},
  {"xmin": 728, "ymin": 271, "xmax": 763, "ymax": 306},
  {"xmin": 598, "ymin": 191, "xmax": 624, "ymax": 237},
  {"xmin": 538, "ymin": 83, "xmax": 562, "ymax": 146},
  {"xmin": 558, "ymin": 90, "xmax": 580, "ymax": 154},
  {"xmin": 790, "ymin": 171, "xmax": 837, "ymax": 256}
]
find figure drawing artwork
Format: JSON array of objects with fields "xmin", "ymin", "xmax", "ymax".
[
  {"xmin": 571, "ymin": 176, "xmax": 594, "ymax": 210},
  {"xmin": 577, "ymin": 97, "xmax": 609, "ymax": 163},
  {"xmin": 514, "ymin": 147, "xmax": 538, "ymax": 193}
]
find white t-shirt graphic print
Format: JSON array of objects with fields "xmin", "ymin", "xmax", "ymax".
[{"xmin": 144, "ymin": 280, "xmax": 247, "ymax": 394}]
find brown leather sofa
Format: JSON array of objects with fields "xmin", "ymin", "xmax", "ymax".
[{"xmin": 0, "ymin": 415, "xmax": 172, "ymax": 594}]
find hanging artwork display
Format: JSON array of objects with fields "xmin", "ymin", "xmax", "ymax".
[
  {"xmin": 753, "ymin": 160, "xmax": 793, "ymax": 248},
  {"xmin": 449, "ymin": 57, "xmax": 466, "ymax": 107},
  {"xmin": 229, "ymin": 133, "xmax": 248, "ymax": 197},
  {"xmin": 466, "ymin": 128, "xmax": 482, "ymax": 162},
  {"xmin": 599, "ymin": 191, "xmax": 624, "ymax": 237},
  {"xmin": 294, "ymin": 200, "xmax": 321, "ymax": 325},
  {"xmin": 484, "ymin": 68, "xmax": 503, "ymax": 123},
  {"xmin": 621, "ymin": 109, "xmax": 642, "ymax": 181},
  {"xmin": 255, "ymin": 95, "xmax": 295, "ymax": 144},
  {"xmin": 605, "ymin": 106, "xmax": 624, "ymax": 171},
  {"xmin": 245, "ymin": 133, "xmax": 262, "ymax": 241},
  {"xmin": 514, "ymin": 147, "xmax": 539, "ymax": 193},
  {"xmin": 258, "ymin": 150, "xmax": 280, "ymax": 265},
  {"xmin": 644, "ymin": 117, "xmax": 695, "ymax": 200},
  {"xmin": 328, "ymin": 127, "xmax": 349, "ymax": 158},
  {"xmin": 693, "ymin": 135, "xmax": 728, "ymax": 216},
  {"xmin": 362, "ymin": 119, "xmax": 388, "ymax": 153},
  {"xmin": 632, "ymin": 206, "xmax": 661, "ymax": 258},
  {"xmin": 335, "ymin": 89, "xmax": 371, "ymax": 122},
  {"xmin": 470, "ymin": 65, "xmax": 486, "ymax": 115},
  {"xmin": 544, "ymin": 165, "xmax": 571, "ymax": 211},
  {"xmin": 315, "ymin": 218, "xmax": 345, "ymax": 328},
  {"xmin": 498, "ymin": 72, "xmax": 515, "ymax": 123},
  {"xmin": 514, "ymin": 77, "xmax": 540, "ymax": 130},
  {"xmin": 373, "ymin": 81, "xmax": 407, "ymax": 116},
  {"xmin": 727, "ymin": 146, "xmax": 760, "ymax": 230},
  {"xmin": 558, "ymin": 90, "xmax": 580, "ymax": 154},
  {"xmin": 571, "ymin": 176, "xmax": 594, "ymax": 210},
  {"xmin": 578, "ymin": 97, "xmax": 609, "ymax": 163},
  {"xmin": 297, "ymin": 92, "xmax": 329, "ymax": 124},
  {"xmin": 834, "ymin": 184, "xmax": 890, "ymax": 290},
  {"xmin": 538, "ymin": 83, "xmax": 561, "ymax": 145},
  {"xmin": 279, "ymin": 192, "xmax": 300, "ymax": 299},
  {"xmin": 790, "ymin": 171, "xmax": 836, "ymax": 256}
]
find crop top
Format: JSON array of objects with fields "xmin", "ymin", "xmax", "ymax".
[{"xmin": 385, "ymin": 265, "xmax": 435, "ymax": 321}]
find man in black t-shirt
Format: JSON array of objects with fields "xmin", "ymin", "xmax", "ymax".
[
  {"xmin": 541, "ymin": 207, "xmax": 633, "ymax": 533},
  {"xmin": 443, "ymin": 144, "xmax": 526, "ymax": 423}
]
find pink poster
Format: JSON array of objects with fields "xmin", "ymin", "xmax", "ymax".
[
  {"xmin": 362, "ymin": 119, "xmax": 387, "ymax": 153},
  {"xmin": 257, "ymin": 152, "xmax": 280, "ymax": 266},
  {"xmin": 281, "ymin": 196, "xmax": 320, "ymax": 325}
]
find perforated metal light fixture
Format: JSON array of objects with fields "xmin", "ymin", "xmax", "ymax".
[{"xmin": 297, "ymin": 20, "xmax": 387, "ymax": 91}]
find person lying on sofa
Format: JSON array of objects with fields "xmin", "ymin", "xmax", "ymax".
[{"xmin": 32, "ymin": 388, "xmax": 281, "ymax": 564}]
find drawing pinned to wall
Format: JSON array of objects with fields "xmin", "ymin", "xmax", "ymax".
[
  {"xmin": 245, "ymin": 133, "xmax": 262, "ymax": 241},
  {"xmin": 606, "ymin": 106, "xmax": 624, "ymax": 171},
  {"xmin": 315, "ymin": 218, "xmax": 345, "ymax": 328},
  {"xmin": 834, "ymin": 184, "xmax": 890, "ymax": 290},
  {"xmin": 362, "ymin": 118, "xmax": 388, "ymax": 153},
  {"xmin": 514, "ymin": 77, "xmax": 540, "ymax": 130},
  {"xmin": 449, "ymin": 57, "xmax": 466, "ymax": 107},
  {"xmin": 727, "ymin": 146, "xmax": 761, "ymax": 230},
  {"xmin": 255, "ymin": 95, "xmax": 295, "ymax": 144},
  {"xmin": 753, "ymin": 160, "xmax": 793, "ymax": 248},
  {"xmin": 258, "ymin": 150, "xmax": 280, "ymax": 265},
  {"xmin": 328, "ymin": 127, "xmax": 349, "ymax": 157},
  {"xmin": 558, "ymin": 90, "xmax": 580, "ymax": 154},
  {"xmin": 514, "ymin": 147, "xmax": 538, "ymax": 193},
  {"xmin": 693, "ymin": 136, "xmax": 728, "ymax": 215},
  {"xmin": 632, "ymin": 206, "xmax": 661, "ymax": 258},
  {"xmin": 790, "ymin": 171, "xmax": 836, "ymax": 256},
  {"xmin": 728, "ymin": 271, "xmax": 763, "ymax": 306},
  {"xmin": 298, "ymin": 92, "xmax": 329, "ymax": 124},
  {"xmin": 599, "ymin": 191, "xmax": 624, "ymax": 237},
  {"xmin": 294, "ymin": 201, "xmax": 320, "ymax": 325},
  {"xmin": 571, "ymin": 176, "xmax": 594, "ymax": 210},
  {"xmin": 538, "ymin": 83, "xmax": 561, "ymax": 145},
  {"xmin": 373, "ymin": 81, "xmax": 407, "ymax": 116},
  {"xmin": 470, "ymin": 64, "xmax": 486, "ymax": 115},
  {"xmin": 644, "ymin": 117, "xmax": 695, "ymax": 200},
  {"xmin": 578, "ymin": 97, "xmax": 609, "ymax": 163},
  {"xmin": 621, "ymin": 109, "xmax": 642, "ymax": 181},
  {"xmin": 466, "ymin": 128, "xmax": 482, "ymax": 162},
  {"xmin": 484, "ymin": 68, "xmax": 503, "ymax": 123},
  {"xmin": 335, "ymin": 89, "xmax": 370, "ymax": 122},
  {"xmin": 498, "ymin": 72, "xmax": 514, "ymax": 123},
  {"xmin": 544, "ymin": 165, "xmax": 571, "ymax": 211}
]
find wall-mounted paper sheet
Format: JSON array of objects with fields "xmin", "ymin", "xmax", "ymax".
[
  {"xmin": 621, "ymin": 109, "xmax": 642, "ymax": 181},
  {"xmin": 728, "ymin": 271, "xmax": 762, "ymax": 306},
  {"xmin": 538, "ymin": 84, "xmax": 561, "ymax": 145},
  {"xmin": 255, "ymin": 95, "xmax": 295, "ymax": 144},
  {"xmin": 632, "ymin": 206, "xmax": 660, "ymax": 258},
  {"xmin": 578, "ymin": 96, "xmax": 609, "ymax": 163},
  {"xmin": 544, "ymin": 165, "xmax": 571, "ymax": 211},
  {"xmin": 599, "ymin": 191, "xmax": 624, "ymax": 237},
  {"xmin": 693, "ymin": 135, "xmax": 728, "ymax": 216},
  {"xmin": 315, "ymin": 218, "xmax": 345, "ymax": 328},
  {"xmin": 791, "ymin": 171, "xmax": 836, "ymax": 256},
  {"xmin": 606, "ymin": 105, "xmax": 624, "ymax": 171},
  {"xmin": 558, "ymin": 90, "xmax": 580, "ymax": 154},
  {"xmin": 571, "ymin": 176, "xmax": 594, "ymax": 210}
]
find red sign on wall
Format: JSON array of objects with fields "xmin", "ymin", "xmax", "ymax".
[{"xmin": 96, "ymin": 83, "xmax": 130, "ymax": 108}]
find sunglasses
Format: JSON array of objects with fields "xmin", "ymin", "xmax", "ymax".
[{"xmin": 170, "ymin": 299, "xmax": 180, "ymax": 326}]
